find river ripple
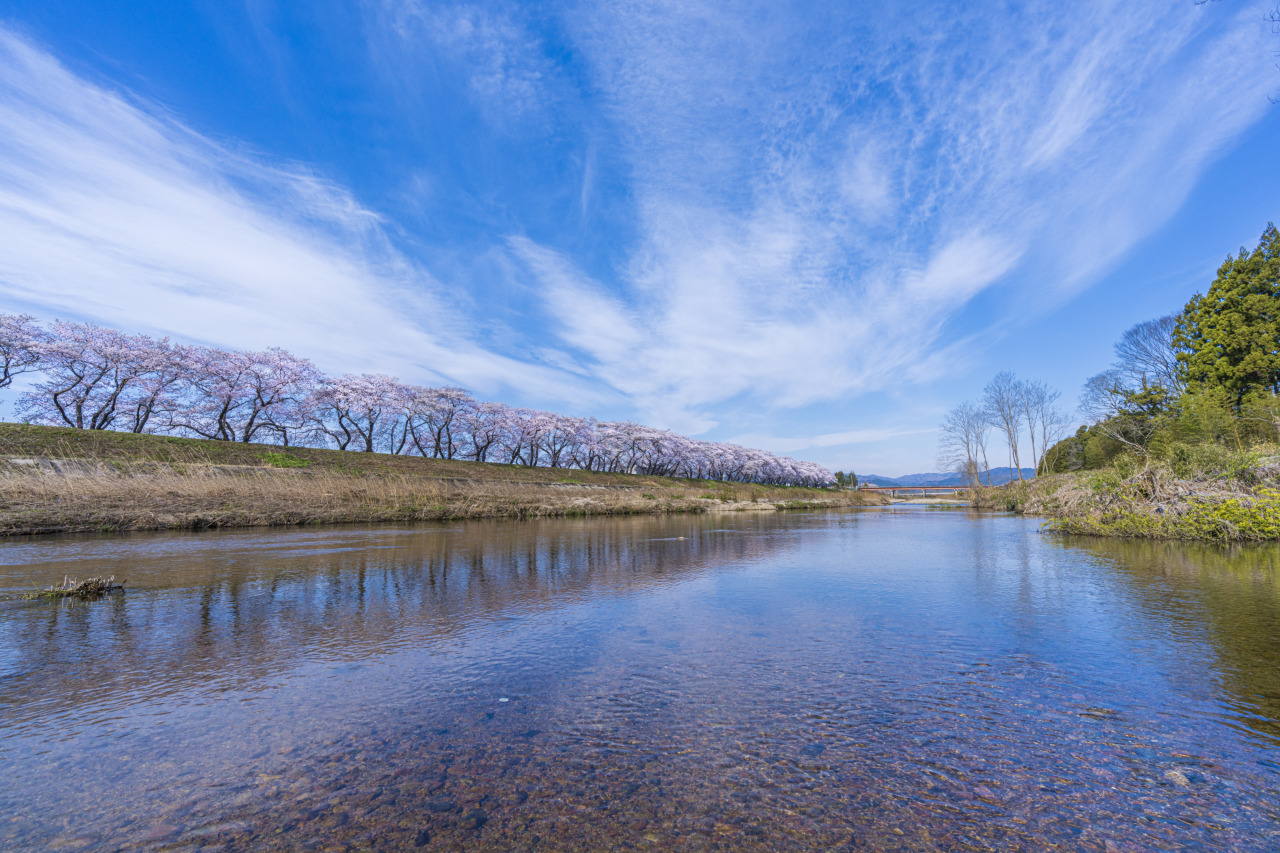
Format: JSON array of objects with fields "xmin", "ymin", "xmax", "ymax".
[{"xmin": 1, "ymin": 507, "xmax": 1277, "ymax": 850}]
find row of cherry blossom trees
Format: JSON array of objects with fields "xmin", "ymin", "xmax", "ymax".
[{"xmin": 0, "ymin": 315, "xmax": 834, "ymax": 487}]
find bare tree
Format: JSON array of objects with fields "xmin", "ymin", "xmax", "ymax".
[
  {"xmin": 1035, "ymin": 406, "xmax": 1073, "ymax": 473},
  {"xmin": 983, "ymin": 371, "xmax": 1025, "ymax": 479},
  {"xmin": 1071, "ymin": 313, "xmax": 1182, "ymax": 464},
  {"xmin": 1020, "ymin": 380, "xmax": 1044, "ymax": 476},
  {"xmin": 1079, "ymin": 369, "xmax": 1167, "ymax": 458},
  {"xmin": 1113, "ymin": 315, "xmax": 1184, "ymax": 395},
  {"xmin": 1080, "ymin": 370, "xmax": 1125, "ymax": 425},
  {"xmin": 1019, "ymin": 379, "xmax": 1067, "ymax": 474},
  {"xmin": 938, "ymin": 401, "xmax": 991, "ymax": 486},
  {"xmin": 975, "ymin": 408, "xmax": 992, "ymax": 484}
]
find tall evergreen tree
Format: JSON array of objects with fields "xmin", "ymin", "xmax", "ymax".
[{"xmin": 1175, "ymin": 224, "xmax": 1280, "ymax": 402}]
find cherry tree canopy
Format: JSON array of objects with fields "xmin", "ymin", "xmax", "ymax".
[{"xmin": 2, "ymin": 314, "xmax": 834, "ymax": 487}]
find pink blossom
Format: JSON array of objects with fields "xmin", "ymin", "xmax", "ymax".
[
  {"xmin": 10, "ymin": 312, "xmax": 837, "ymax": 486},
  {"xmin": 0, "ymin": 313, "xmax": 47, "ymax": 389}
]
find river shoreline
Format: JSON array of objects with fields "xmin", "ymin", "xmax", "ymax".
[
  {"xmin": 971, "ymin": 468, "xmax": 1280, "ymax": 542},
  {"xmin": 0, "ymin": 424, "xmax": 885, "ymax": 537}
]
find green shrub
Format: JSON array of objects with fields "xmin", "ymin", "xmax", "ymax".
[
  {"xmin": 1110, "ymin": 453, "xmax": 1140, "ymax": 480},
  {"xmin": 1160, "ymin": 442, "xmax": 1275, "ymax": 484}
]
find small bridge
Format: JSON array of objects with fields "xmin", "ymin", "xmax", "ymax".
[{"xmin": 857, "ymin": 485, "xmax": 969, "ymax": 497}]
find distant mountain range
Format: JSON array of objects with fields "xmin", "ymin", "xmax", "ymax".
[{"xmin": 858, "ymin": 468, "xmax": 1036, "ymax": 488}]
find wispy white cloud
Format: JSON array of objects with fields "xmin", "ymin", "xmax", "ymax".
[
  {"xmin": 498, "ymin": 0, "xmax": 1276, "ymax": 433},
  {"xmin": 1, "ymin": 1, "xmax": 1273, "ymax": 472},
  {"xmin": 379, "ymin": 1, "xmax": 555, "ymax": 128},
  {"xmin": 0, "ymin": 28, "xmax": 585, "ymax": 402},
  {"xmin": 509, "ymin": 235, "xmax": 645, "ymax": 367},
  {"xmin": 727, "ymin": 426, "xmax": 939, "ymax": 455}
]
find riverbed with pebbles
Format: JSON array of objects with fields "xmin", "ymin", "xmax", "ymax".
[{"xmin": 2, "ymin": 509, "xmax": 1278, "ymax": 850}]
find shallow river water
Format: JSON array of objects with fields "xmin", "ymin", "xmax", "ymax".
[{"xmin": 1, "ymin": 507, "xmax": 1278, "ymax": 851}]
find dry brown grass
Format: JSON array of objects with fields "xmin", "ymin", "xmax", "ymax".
[
  {"xmin": 0, "ymin": 465, "xmax": 874, "ymax": 535},
  {"xmin": 25, "ymin": 575, "xmax": 126, "ymax": 600},
  {"xmin": 0, "ymin": 424, "xmax": 884, "ymax": 535}
]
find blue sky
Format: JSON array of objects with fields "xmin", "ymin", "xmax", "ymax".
[{"xmin": 0, "ymin": 1, "xmax": 1278, "ymax": 475}]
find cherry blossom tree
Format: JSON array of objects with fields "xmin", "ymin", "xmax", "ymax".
[
  {"xmin": 567, "ymin": 418, "xmax": 605, "ymax": 471},
  {"xmin": 119, "ymin": 339, "xmax": 191, "ymax": 433},
  {"xmin": 170, "ymin": 347, "xmax": 323, "ymax": 443},
  {"xmin": 311, "ymin": 373, "xmax": 412, "ymax": 453},
  {"xmin": 18, "ymin": 321, "xmax": 155, "ymax": 430},
  {"xmin": 407, "ymin": 386, "xmax": 474, "ymax": 459},
  {"xmin": 167, "ymin": 347, "xmax": 251, "ymax": 441},
  {"xmin": 539, "ymin": 414, "xmax": 587, "ymax": 468},
  {"xmin": 597, "ymin": 421, "xmax": 648, "ymax": 473},
  {"xmin": 0, "ymin": 313, "xmax": 46, "ymax": 389},
  {"xmin": 6, "ymin": 312, "xmax": 837, "ymax": 486},
  {"xmin": 250, "ymin": 350, "xmax": 326, "ymax": 446},
  {"xmin": 456, "ymin": 401, "xmax": 510, "ymax": 463},
  {"xmin": 497, "ymin": 408, "xmax": 551, "ymax": 466}
]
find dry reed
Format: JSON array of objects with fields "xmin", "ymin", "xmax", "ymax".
[
  {"xmin": 25, "ymin": 574, "xmax": 126, "ymax": 600},
  {"xmin": 0, "ymin": 423, "xmax": 886, "ymax": 535},
  {"xmin": 0, "ymin": 457, "xmax": 881, "ymax": 536}
]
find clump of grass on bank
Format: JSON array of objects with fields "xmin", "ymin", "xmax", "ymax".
[
  {"xmin": 1044, "ymin": 485, "xmax": 1280, "ymax": 542},
  {"xmin": 259, "ymin": 451, "xmax": 309, "ymax": 468},
  {"xmin": 0, "ymin": 423, "xmax": 887, "ymax": 536},
  {"xmin": 25, "ymin": 575, "xmax": 125, "ymax": 600},
  {"xmin": 969, "ymin": 479, "xmax": 1037, "ymax": 513},
  {"xmin": 973, "ymin": 446, "xmax": 1280, "ymax": 542}
]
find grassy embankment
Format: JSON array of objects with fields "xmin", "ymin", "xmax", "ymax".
[
  {"xmin": 0, "ymin": 423, "xmax": 885, "ymax": 536},
  {"xmin": 970, "ymin": 447, "xmax": 1280, "ymax": 542}
]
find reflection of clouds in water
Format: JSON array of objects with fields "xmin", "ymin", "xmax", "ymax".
[
  {"xmin": 0, "ymin": 513, "xmax": 806, "ymax": 732},
  {"xmin": 2, "ymin": 512, "xmax": 1279, "ymax": 851}
]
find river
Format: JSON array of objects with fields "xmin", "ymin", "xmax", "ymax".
[{"xmin": 1, "ymin": 507, "xmax": 1277, "ymax": 851}]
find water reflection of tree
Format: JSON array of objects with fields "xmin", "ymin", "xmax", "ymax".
[
  {"xmin": 0, "ymin": 514, "xmax": 814, "ymax": 732},
  {"xmin": 1056, "ymin": 536, "xmax": 1280, "ymax": 745}
]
